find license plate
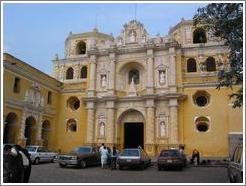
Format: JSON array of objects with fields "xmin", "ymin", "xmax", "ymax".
[
  {"xmin": 167, "ymin": 160, "xmax": 172, "ymax": 163},
  {"xmin": 126, "ymin": 159, "xmax": 132, "ymax": 162}
]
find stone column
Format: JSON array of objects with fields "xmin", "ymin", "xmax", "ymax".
[
  {"xmin": 86, "ymin": 102, "xmax": 95, "ymax": 145},
  {"xmin": 108, "ymin": 52, "xmax": 116, "ymax": 95},
  {"xmin": 18, "ymin": 110, "xmax": 27, "ymax": 146},
  {"xmin": 146, "ymin": 47, "xmax": 154, "ymax": 94},
  {"xmin": 169, "ymin": 99, "xmax": 178, "ymax": 145},
  {"xmin": 168, "ymin": 47, "xmax": 176, "ymax": 92},
  {"xmin": 36, "ymin": 114, "xmax": 44, "ymax": 146},
  {"xmin": 145, "ymin": 99, "xmax": 155, "ymax": 155},
  {"xmin": 106, "ymin": 101, "xmax": 115, "ymax": 147},
  {"xmin": 88, "ymin": 55, "xmax": 97, "ymax": 97}
]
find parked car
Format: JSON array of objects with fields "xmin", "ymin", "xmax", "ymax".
[
  {"xmin": 117, "ymin": 148, "xmax": 151, "ymax": 170},
  {"xmin": 57, "ymin": 146, "xmax": 100, "ymax": 168},
  {"xmin": 227, "ymin": 144, "xmax": 243, "ymax": 183},
  {"xmin": 157, "ymin": 149, "xmax": 187, "ymax": 170},
  {"xmin": 26, "ymin": 145, "xmax": 57, "ymax": 164}
]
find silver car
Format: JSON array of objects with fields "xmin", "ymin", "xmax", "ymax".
[
  {"xmin": 26, "ymin": 145, "xmax": 57, "ymax": 164},
  {"xmin": 227, "ymin": 144, "xmax": 243, "ymax": 183}
]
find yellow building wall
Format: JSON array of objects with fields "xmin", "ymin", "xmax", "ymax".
[
  {"xmin": 180, "ymin": 87, "xmax": 243, "ymax": 157},
  {"xmin": 54, "ymin": 92, "xmax": 88, "ymax": 153}
]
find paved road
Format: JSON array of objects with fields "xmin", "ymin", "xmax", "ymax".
[{"xmin": 29, "ymin": 163, "xmax": 229, "ymax": 183}]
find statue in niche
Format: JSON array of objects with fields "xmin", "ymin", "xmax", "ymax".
[
  {"xmin": 101, "ymin": 75, "xmax": 107, "ymax": 88},
  {"xmin": 160, "ymin": 122, "xmax": 166, "ymax": 137},
  {"xmin": 100, "ymin": 122, "xmax": 105, "ymax": 137},
  {"xmin": 159, "ymin": 71, "xmax": 166, "ymax": 84}
]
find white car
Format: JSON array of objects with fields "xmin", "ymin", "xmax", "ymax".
[{"xmin": 26, "ymin": 145, "xmax": 57, "ymax": 164}]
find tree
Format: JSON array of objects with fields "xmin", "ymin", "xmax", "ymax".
[{"xmin": 193, "ymin": 3, "xmax": 243, "ymax": 108}]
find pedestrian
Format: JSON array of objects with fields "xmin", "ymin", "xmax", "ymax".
[
  {"xmin": 110, "ymin": 146, "xmax": 119, "ymax": 170},
  {"xmin": 191, "ymin": 149, "xmax": 200, "ymax": 165},
  {"xmin": 100, "ymin": 146, "xmax": 109, "ymax": 169},
  {"xmin": 99, "ymin": 143, "xmax": 105, "ymax": 153},
  {"xmin": 107, "ymin": 147, "xmax": 111, "ymax": 167}
]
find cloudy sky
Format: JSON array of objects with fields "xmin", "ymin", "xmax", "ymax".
[{"xmin": 3, "ymin": 2, "xmax": 206, "ymax": 75}]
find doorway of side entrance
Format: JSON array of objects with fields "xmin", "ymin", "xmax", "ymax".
[{"xmin": 124, "ymin": 122, "xmax": 144, "ymax": 149}]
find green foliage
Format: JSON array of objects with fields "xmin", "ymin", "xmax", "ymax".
[{"xmin": 194, "ymin": 3, "xmax": 243, "ymax": 108}]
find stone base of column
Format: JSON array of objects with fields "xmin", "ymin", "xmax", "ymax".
[
  {"xmin": 144, "ymin": 144, "xmax": 156, "ymax": 156},
  {"xmin": 17, "ymin": 138, "xmax": 26, "ymax": 147}
]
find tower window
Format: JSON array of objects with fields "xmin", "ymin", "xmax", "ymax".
[
  {"xmin": 76, "ymin": 41, "xmax": 86, "ymax": 55},
  {"xmin": 47, "ymin": 91, "xmax": 52, "ymax": 104},
  {"xmin": 66, "ymin": 67, "xmax": 74, "ymax": 79},
  {"xmin": 206, "ymin": 57, "xmax": 216, "ymax": 72},
  {"xmin": 67, "ymin": 119, "xmax": 77, "ymax": 132},
  {"xmin": 195, "ymin": 116, "xmax": 210, "ymax": 132},
  {"xmin": 67, "ymin": 97, "xmax": 80, "ymax": 111},
  {"xmin": 187, "ymin": 58, "xmax": 197, "ymax": 72},
  {"xmin": 193, "ymin": 28, "xmax": 207, "ymax": 43},
  {"xmin": 129, "ymin": 69, "xmax": 140, "ymax": 84},
  {"xmin": 81, "ymin": 66, "xmax": 87, "ymax": 79},
  {"xmin": 193, "ymin": 90, "xmax": 210, "ymax": 107},
  {"xmin": 13, "ymin": 77, "xmax": 20, "ymax": 93}
]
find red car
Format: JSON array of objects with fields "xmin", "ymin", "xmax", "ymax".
[{"xmin": 157, "ymin": 149, "xmax": 187, "ymax": 171}]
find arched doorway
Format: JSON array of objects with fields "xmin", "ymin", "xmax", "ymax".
[
  {"xmin": 4, "ymin": 113, "xmax": 18, "ymax": 144},
  {"xmin": 24, "ymin": 116, "xmax": 36, "ymax": 146},
  {"xmin": 42, "ymin": 120, "xmax": 50, "ymax": 147},
  {"xmin": 118, "ymin": 109, "xmax": 145, "ymax": 149}
]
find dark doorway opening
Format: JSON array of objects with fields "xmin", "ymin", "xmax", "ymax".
[{"xmin": 124, "ymin": 122, "xmax": 143, "ymax": 149}]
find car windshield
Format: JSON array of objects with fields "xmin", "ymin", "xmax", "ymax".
[
  {"xmin": 26, "ymin": 146, "xmax": 37, "ymax": 152},
  {"xmin": 72, "ymin": 147, "xmax": 91, "ymax": 154},
  {"xmin": 121, "ymin": 149, "xmax": 139, "ymax": 157},
  {"xmin": 160, "ymin": 150, "xmax": 179, "ymax": 157}
]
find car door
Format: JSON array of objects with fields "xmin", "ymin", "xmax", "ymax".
[{"xmin": 37, "ymin": 147, "xmax": 46, "ymax": 162}]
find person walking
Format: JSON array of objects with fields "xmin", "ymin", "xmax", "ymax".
[
  {"xmin": 100, "ymin": 146, "xmax": 109, "ymax": 169},
  {"xmin": 99, "ymin": 143, "xmax": 105, "ymax": 153},
  {"xmin": 110, "ymin": 146, "xmax": 119, "ymax": 170},
  {"xmin": 191, "ymin": 149, "xmax": 200, "ymax": 165}
]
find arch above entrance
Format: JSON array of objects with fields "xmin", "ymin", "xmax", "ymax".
[{"xmin": 117, "ymin": 109, "xmax": 145, "ymax": 124}]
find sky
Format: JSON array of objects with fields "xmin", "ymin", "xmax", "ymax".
[{"xmin": 3, "ymin": 2, "xmax": 207, "ymax": 75}]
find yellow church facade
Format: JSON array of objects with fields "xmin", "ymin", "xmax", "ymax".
[{"xmin": 3, "ymin": 19, "xmax": 243, "ymax": 158}]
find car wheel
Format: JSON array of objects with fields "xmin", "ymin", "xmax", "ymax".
[
  {"xmin": 118, "ymin": 165, "xmax": 123, "ymax": 170},
  {"xmin": 158, "ymin": 166, "xmax": 162, "ymax": 171},
  {"xmin": 80, "ymin": 160, "xmax": 87, "ymax": 168},
  {"xmin": 51, "ymin": 157, "xmax": 55, "ymax": 163},
  {"xmin": 34, "ymin": 158, "xmax": 40, "ymax": 165},
  {"xmin": 59, "ymin": 163, "xmax": 67, "ymax": 168}
]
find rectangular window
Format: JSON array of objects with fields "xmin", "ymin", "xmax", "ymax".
[
  {"xmin": 47, "ymin": 91, "xmax": 52, "ymax": 104},
  {"xmin": 13, "ymin": 77, "xmax": 20, "ymax": 93}
]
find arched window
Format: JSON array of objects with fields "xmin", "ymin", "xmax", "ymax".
[
  {"xmin": 206, "ymin": 57, "xmax": 216, "ymax": 72},
  {"xmin": 129, "ymin": 69, "xmax": 140, "ymax": 84},
  {"xmin": 81, "ymin": 66, "xmax": 87, "ymax": 79},
  {"xmin": 195, "ymin": 116, "xmax": 210, "ymax": 132},
  {"xmin": 67, "ymin": 119, "xmax": 77, "ymax": 132},
  {"xmin": 66, "ymin": 67, "xmax": 74, "ymax": 79},
  {"xmin": 76, "ymin": 41, "xmax": 86, "ymax": 55},
  {"xmin": 42, "ymin": 120, "xmax": 50, "ymax": 147},
  {"xmin": 187, "ymin": 58, "xmax": 197, "ymax": 72},
  {"xmin": 193, "ymin": 28, "xmax": 207, "ymax": 43}
]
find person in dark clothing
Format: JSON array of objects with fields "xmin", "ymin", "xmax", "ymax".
[
  {"xmin": 190, "ymin": 149, "xmax": 200, "ymax": 165},
  {"xmin": 13, "ymin": 145, "xmax": 32, "ymax": 183},
  {"xmin": 3, "ymin": 145, "xmax": 32, "ymax": 183},
  {"xmin": 110, "ymin": 146, "xmax": 119, "ymax": 170}
]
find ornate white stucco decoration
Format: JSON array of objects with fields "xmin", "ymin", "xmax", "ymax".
[{"xmin": 119, "ymin": 20, "xmax": 149, "ymax": 45}]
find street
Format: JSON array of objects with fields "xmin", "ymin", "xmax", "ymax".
[{"xmin": 29, "ymin": 163, "xmax": 229, "ymax": 183}]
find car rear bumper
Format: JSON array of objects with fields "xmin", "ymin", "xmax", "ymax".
[
  {"xmin": 58, "ymin": 159, "xmax": 79, "ymax": 165},
  {"xmin": 158, "ymin": 161, "xmax": 183, "ymax": 167}
]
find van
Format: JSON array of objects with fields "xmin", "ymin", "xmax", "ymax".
[{"xmin": 227, "ymin": 144, "xmax": 243, "ymax": 182}]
